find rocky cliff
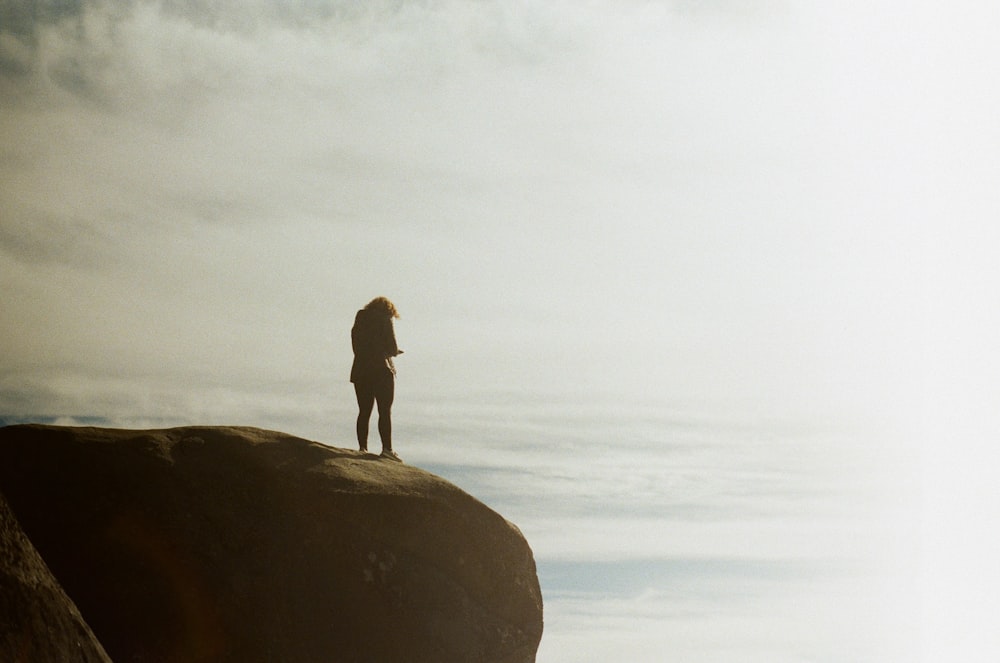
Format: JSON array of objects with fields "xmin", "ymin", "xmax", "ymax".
[{"xmin": 0, "ymin": 425, "xmax": 543, "ymax": 662}]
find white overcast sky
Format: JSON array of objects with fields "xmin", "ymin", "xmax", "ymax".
[
  {"xmin": 3, "ymin": 0, "xmax": 993, "ymax": 424},
  {"xmin": 2, "ymin": 0, "xmax": 1000, "ymax": 656}
]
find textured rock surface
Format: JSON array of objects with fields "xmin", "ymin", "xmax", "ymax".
[
  {"xmin": 0, "ymin": 492, "xmax": 112, "ymax": 663},
  {"xmin": 0, "ymin": 425, "xmax": 543, "ymax": 663}
]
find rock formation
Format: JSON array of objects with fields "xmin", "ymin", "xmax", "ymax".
[
  {"xmin": 1, "ymin": 491, "xmax": 113, "ymax": 663},
  {"xmin": 0, "ymin": 425, "xmax": 543, "ymax": 662}
]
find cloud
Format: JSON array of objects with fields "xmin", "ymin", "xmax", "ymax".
[
  {"xmin": 1, "ymin": 0, "xmax": 977, "ymax": 430},
  {"xmin": 538, "ymin": 563, "xmax": 918, "ymax": 662}
]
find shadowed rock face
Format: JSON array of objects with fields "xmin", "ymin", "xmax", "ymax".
[
  {"xmin": 1, "ymin": 492, "xmax": 112, "ymax": 663},
  {"xmin": 0, "ymin": 425, "xmax": 543, "ymax": 663}
]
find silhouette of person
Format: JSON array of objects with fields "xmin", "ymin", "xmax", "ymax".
[{"xmin": 350, "ymin": 296, "xmax": 403, "ymax": 461}]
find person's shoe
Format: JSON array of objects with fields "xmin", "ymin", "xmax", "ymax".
[
  {"xmin": 359, "ymin": 446, "xmax": 368, "ymax": 454},
  {"xmin": 380, "ymin": 449, "xmax": 402, "ymax": 462}
]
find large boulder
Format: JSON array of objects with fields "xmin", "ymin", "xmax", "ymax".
[{"xmin": 0, "ymin": 425, "xmax": 543, "ymax": 662}]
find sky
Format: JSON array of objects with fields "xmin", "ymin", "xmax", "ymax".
[{"xmin": 2, "ymin": 0, "xmax": 999, "ymax": 659}]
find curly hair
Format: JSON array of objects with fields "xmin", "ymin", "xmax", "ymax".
[{"xmin": 364, "ymin": 296, "xmax": 400, "ymax": 319}]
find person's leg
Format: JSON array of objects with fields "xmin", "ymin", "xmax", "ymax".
[
  {"xmin": 354, "ymin": 382, "xmax": 375, "ymax": 452},
  {"xmin": 374, "ymin": 376, "xmax": 395, "ymax": 453}
]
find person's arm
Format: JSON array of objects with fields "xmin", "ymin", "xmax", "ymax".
[
  {"xmin": 385, "ymin": 318, "xmax": 402, "ymax": 357},
  {"xmin": 351, "ymin": 313, "xmax": 361, "ymax": 355}
]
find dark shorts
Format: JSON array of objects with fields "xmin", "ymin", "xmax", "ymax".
[{"xmin": 354, "ymin": 374, "xmax": 394, "ymax": 410}]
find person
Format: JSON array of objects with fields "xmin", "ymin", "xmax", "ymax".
[{"xmin": 350, "ymin": 296, "xmax": 403, "ymax": 461}]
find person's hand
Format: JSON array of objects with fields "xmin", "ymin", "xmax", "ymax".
[{"xmin": 395, "ymin": 349, "xmax": 404, "ymax": 355}]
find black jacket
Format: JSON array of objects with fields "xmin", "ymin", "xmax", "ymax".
[{"xmin": 349, "ymin": 308, "xmax": 399, "ymax": 384}]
